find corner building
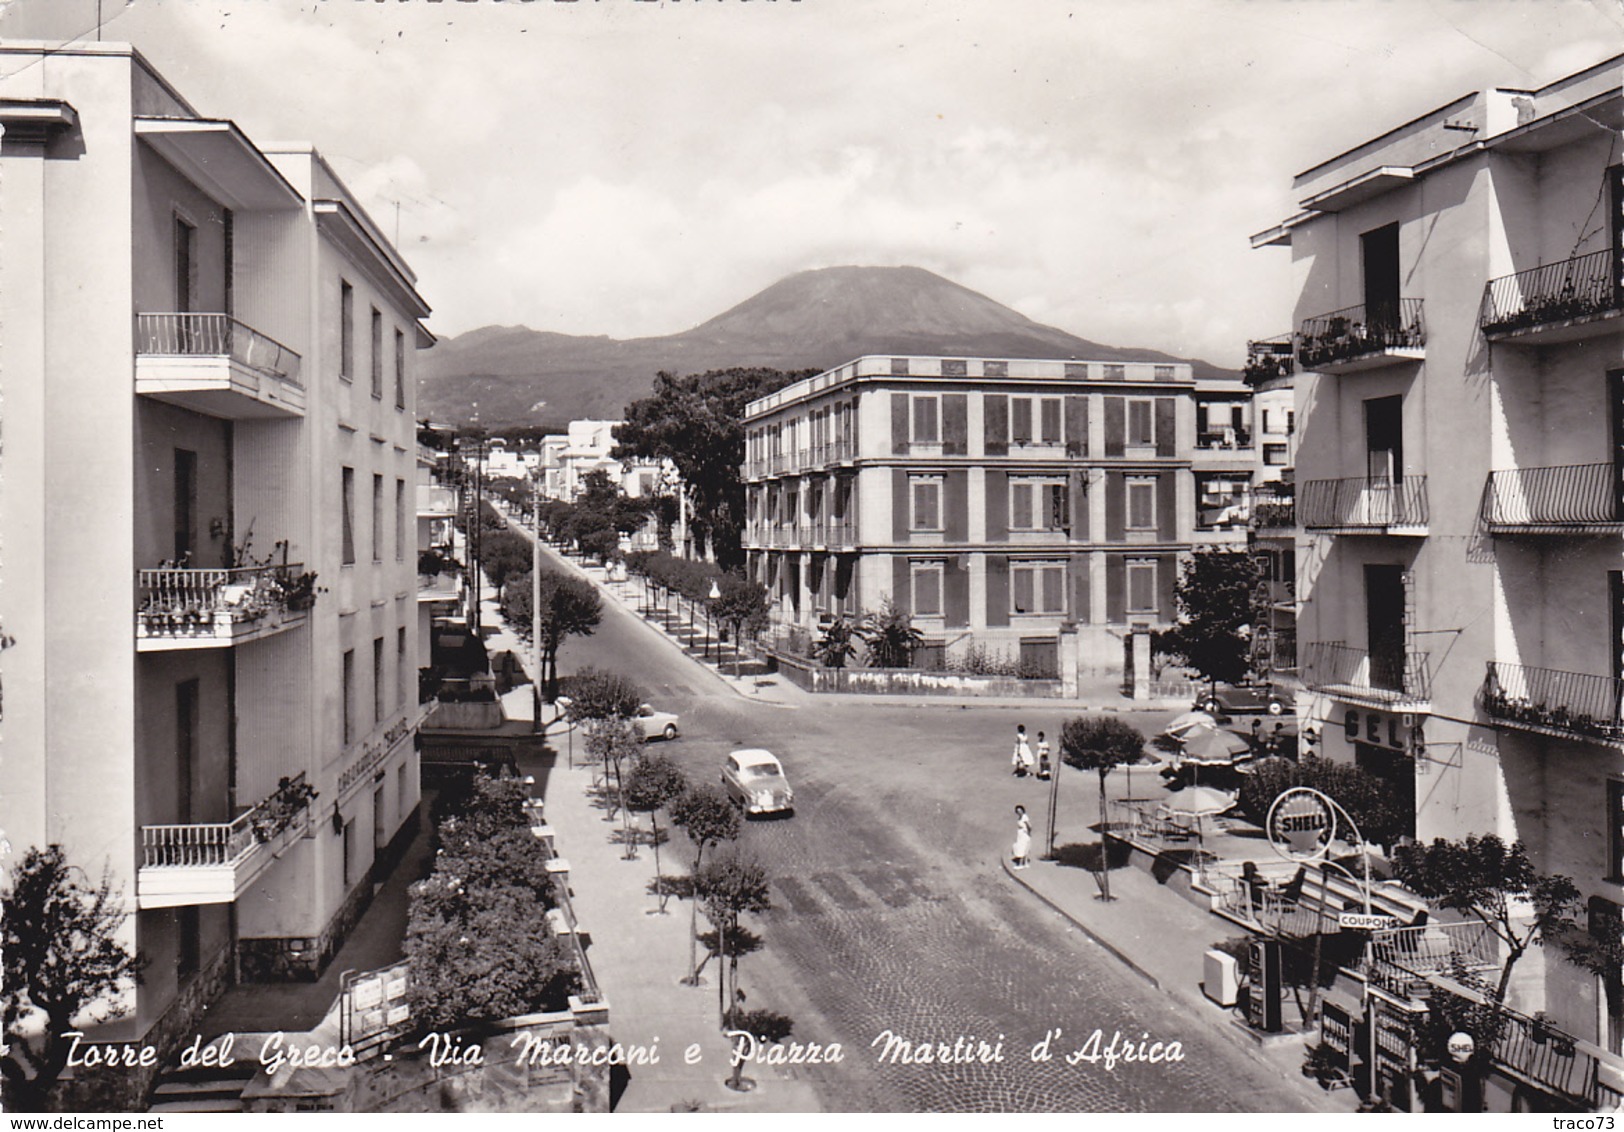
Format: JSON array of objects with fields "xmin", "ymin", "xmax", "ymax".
[
  {"xmin": 1258, "ymin": 53, "xmax": 1624, "ymax": 1040},
  {"xmin": 742, "ymin": 355, "xmax": 1234, "ymax": 675},
  {"xmin": 0, "ymin": 41, "xmax": 434, "ymax": 1067}
]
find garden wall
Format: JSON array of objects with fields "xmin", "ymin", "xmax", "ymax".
[{"xmin": 768, "ymin": 650, "xmax": 1065, "ymax": 698}]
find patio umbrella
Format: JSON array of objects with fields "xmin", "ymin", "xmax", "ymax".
[
  {"xmin": 1161, "ymin": 710, "xmax": 1219, "ymax": 740},
  {"xmin": 1178, "ymin": 726, "xmax": 1252, "ymax": 765},
  {"xmin": 1160, "ymin": 785, "xmax": 1237, "ymax": 878}
]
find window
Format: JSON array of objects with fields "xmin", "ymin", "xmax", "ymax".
[
  {"xmin": 1154, "ymin": 365, "xmax": 1175, "ymax": 382},
  {"xmin": 910, "ymin": 561, "xmax": 944, "ymax": 617},
  {"xmin": 1261, "ymin": 409, "xmax": 1273, "ymax": 434},
  {"xmin": 1128, "ymin": 399, "xmax": 1154, "ymax": 446},
  {"xmin": 398, "ymin": 626, "xmax": 408, "ymax": 709},
  {"xmin": 1127, "ymin": 477, "xmax": 1157, "ymax": 529},
  {"xmin": 1264, "ymin": 443, "xmax": 1289, "ymax": 466},
  {"xmin": 396, "ymin": 478, "xmax": 406, "ymax": 561},
  {"xmin": 342, "ymin": 648, "xmax": 356, "ymax": 744},
  {"xmin": 1609, "ymin": 780, "xmax": 1624, "ymax": 882},
  {"xmin": 173, "ymin": 448, "xmax": 197, "ymax": 564},
  {"xmin": 911, "ymin": 476, "xmax": 942, "ymax": 531},
  {"xmin": 372, "ymin": 474, "xmax": 384, "ymax": 562},
  {"xmin": 394, "ymin": 327, "xmax": 406, "ymax": 410},
  {"xmin": 1011, "ymin": 398, "xmax": 1033, "ymax": 445},
  {"xmin": 911, "ymin": 396, "xmax": 940, "ymax": 444},
  {"xmin": 1010, "ymin": 478, "xmax": 1069, "ymax": 531},
  {"xmin": 374, "ymin": 636, "xmax": 386, "ymax": 724},
  {"xmin": 1104, "ymin": 364, "xmax": 1126, "ymax": 381},
  {"xmin": 1287, "ymin": 411, "xmax": 1296, "ymax": 436},
  {"xmin": 1197, "ymin": 474, "xmax": 1249, "ymax": 529},
  {"xmin": 1039, "ymin": 398, "xmax": 1062, "ymax": 444},
  {"xmin": 340, "ymin": 280, "xmax": 354, "ymax": 381},
  {"xmin": 342, "ymin": 467, "xmax": 356, "ymax": 564},
  {"xmin": 1012, "ymin": 561, "xmax": 1066, "ymax": 615},
  {"xmin": 1127, "ymin": 559, "xmax": 1158, "ymax": 614},
  {"xmin": 370, "ymin": 307, "xmax": 383, "ymax": 398},
  {"xmin": 173, "ymin": 216, "xmax": 196, "ymax": 313}
]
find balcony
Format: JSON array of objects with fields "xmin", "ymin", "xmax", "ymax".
[
  {"xmin": 135, "ymin": 313, "xmax": 305, "ymax": 419},
  {"xmin": 829, "ymin": 439, "xmax": 856, "ymax": 464},
  {"xmin": 1196, "ymin": 429, "xmax": 1253, "ymax": 450},
  {"xmin": 137, "ymin": 564, "xmax": 312, "ymax": 650},
  {"xmin": 1300, "ymin": 476, "xmax": 1427, "ymax": 534},
  {"xmin": 1243, "ymin": 337, "xmax": 1296, "ymax": 386},
  {"xmin": 1481, "ymin": 464, "xmax": 1624, "ymax": 534},
  {"xmin": 1251, "ymin": 485, "xmax": 1295, "ymax": 533},
  {"xmin": 418, "ymin": 571, "xmax": 462, "ymax": 605},
  {"xmin": 1303, "ymin": 640, "xmax": 1430, "ymax": 710},
  {"xmin": 769, "ymin": 454, "xmax": 789, "ymax": 475},
  {"xmin": 827, "ymin": 522, "xmax": 856, "ymax": 549},
  {"xmin": 1481, "ymin": 249, "xmax": 1623, "ymax": 346},
  {"xmin": 137, "ymin": 773, "xmax": 314, "ymax": 908},
  {"xmin": 1297, "ymin": 300, "xmax": 1425, "ymax": 373},
  {"xmin": 1483, "ymin": 661, "xmax": 1624, "ymax": 744},
  {"xmin": 417, "ymin": 484, "xmax": 458, "ymax": 518}
]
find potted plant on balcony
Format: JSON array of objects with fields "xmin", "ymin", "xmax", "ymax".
[
  {"xmin": 278, "ymin": 570, "xmax": 320, "ymax": 612},
  {"xmin": 250, "ymin": 776, "xmax": 319, "ymax": 843}
]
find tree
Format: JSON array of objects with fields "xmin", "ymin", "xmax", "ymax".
[
  {"xmin": 531, "ymin": 571, "xmax": 603, "ymax": 700},
  {"xmin": 1391, "ymin": 834, "xmax": 1584, "ymax": 1003},
  {"xmin": 585, "ymin": 714, "xmax": 645, "ymax": 844},
  {"xmin": 2, "ymin": 846, "xmax": 142, "ymax": 1111},
  {"xmin": 559, "ymin": 666, "xmax": 644, "ymax": 723},
  {"xmin": 1158, "ymin": 549, "xmax": 1263, "ymax": 690},
  {"xmin": 1236, "ymin": 755, "xmax": 1412, "ymax": 850},
  {"xmin": 695, "ymin": 850, "xmax": 772, "ymax": 1069},
  {"xmin": 812, "ymin": 615, "xmax": 859, "ymax": 669},
  {"xmin": 710, "ymin": 574, "xmax": 771, "ymax": 675},
  {"xmin": 1059, "ymin": 717, "xmax": 1147, "ymax": 901},
  {"xmin": 669, "ymin": 785, "xmax": 741, "ymax": 982},
  {"xmin": 624, "ymin": 755, "xmax": 691, "ymax": 912},
  {"xmin": 862, "ymin": 599, "xmax": 923, "ymax": 669},
  {"xmin": 615, "ymin": 368, "xmax": 812, "ymax": 569}
]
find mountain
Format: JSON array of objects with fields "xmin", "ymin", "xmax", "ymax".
[{"xmin": 418, "ymin": 265, "xmax": 1236, "ymax": 429}]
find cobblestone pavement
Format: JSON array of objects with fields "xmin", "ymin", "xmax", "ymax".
[{"xmin": 540, "ymin": 541, "xmax": 1332, "ymax": 1112}]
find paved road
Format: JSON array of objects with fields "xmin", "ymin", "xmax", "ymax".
[{"xmin": 539, "ymin": 544, "xmax": 1320, "ymax": 1112}]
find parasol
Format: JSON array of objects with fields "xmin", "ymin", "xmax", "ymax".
[
  {"xmin": 1178, "ymin": 726, "xmax": 1252, "ymax": 765},
  {"xmin": 1161, "ymin": 710, "xmax": 1220, "ymax": 740},
  {"xmin": 1160, "ymin": 784, "xmax": 1237, "ymax": 879}
]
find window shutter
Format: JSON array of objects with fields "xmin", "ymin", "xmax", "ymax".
[
  {"xmin": 1155, "ymin": 398, "xmax": 1177, "ymax": 457},
  {"xmin": 1158, "ymin": 553, "xmax": 1178, "ymax": 620},
  {"xmin": 893, "ymin": 469, "xmax": 910, "ymax": 541},
  {"xmin": 891, "ymin": 555, "xmax": 911, "ymax": 614},
  {"xmin": 1157, "ymin": 472, "xmax": 1178, "ymax": 540},
  {"xmin": 1012, "ymin": 482, "xmax": 1033, "ymax": 529},
  {"xmin": 1105, "ymin": 554, "xmax": 1126, "ymax": 623},
  {"xmin": 985, "ymin": 469, "xmax": 1008, "ymax": 540},
  {"xmin": 1069, "ymin": 470, "xmax": 1087, "ymax": 540},
  {"xmin": 1040, "ymin": 398, "xmax": 1062, "ymax": 444},
  {"xmin": 1013, "ymin": 566, "xmax": 1035, "ymax": 614},
  {"xmin": 1070, "ymin": 552, "xmax": 1091, "ymax": 624},
  {"xmin": 945, "ymin": 470, "xmax": 969, "ymax": 542},
  {"xmin": 1065, "ymin": 395, "xmax": 1088, "ymax": 457},
  {"xmin": 984, "ymin": 395, "xmax": 1009, "ymax": 456},
  {"xmin": 985, "ymin": 554, "xmax": 1010, "ymax": 626},
  {"xmin": 943, "ymin": 394, "xmax": 969, "ymax": 455},
  {"xmin": 944, "ymin": 555, "xmax": 970, "ymax": 628},
  {"xmin": 1105, "ymin": 471, "xmax": 1125, "ymax": 541},
  {"xmin": 1011, "ymin": 399, "xmax": 1033, "ymax": 445},
  {"xmin": 1103, "ymin": 397, "xmax": 1125, "ymax": 457},
  {"xmin": 892, "ymin": 393, "xmax": 911, "ymax": 455}
]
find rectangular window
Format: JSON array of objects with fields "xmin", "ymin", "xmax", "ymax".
[
  {"xmin": 1012, "ymin": 561, "xmax": 1066, "ymax": 615},
  {"xmin": 910, "ymin": 561, "xmax": 943, "ymax": 617},
  {"xmin": 1264, "ymin": 443, "xmax": 1289, "ymax": 466},
  {"xmin": 912, "ymin": 396, "xmax": 940, "ymax": 443},
  {"xmin": 340, "ymin": 280, "xmax": 354, "ymax": 381},
  {"xmin": 373, "ymin": 473, "xmax": 384, "ymax": 562},
  {"xmin": 342, "ymin": 467, "xmax": 356, "ymax": 564},
  {"xmin": 1128, "ymin": 399, "xmax": 1155, "ymax": 446},
  {"xmin": 371, "ymin": 307, "xmax": 383, "ymax": 398},
  {"xmin": 396, "ymin": 478, "xmax": 406, "ymax": 561},
  {"xmin": 1127, "ymin": 559, "xmax": 1158, "ymax": 613},
  {"xmin": 1104, "ymin": 364, "xmax": 1126, "ymax": 381},
  {"xmin": 1261, "ymin": 409, "xmax": 1273, "ymax": 434},
  {"xmin": 398, "ymin": 626, "xmax": 408, "ymax": 709},
  {"xmin": 1154, "ymin": 365, "xmax": 1175, "ymax": 382},
  {"xmin": 911, "ymin": 477, "xmax": 942, "ymax": 531},
  {"xmin": 374, "ymin": 636, "xmax": 386, "ymax": 724},
  {"xmin": 173, "ymin": 216, "xmax": 196, "ymax": 313},
  {"xmin": 173, "ymin": 448, "xmax": 198, "ymax": 564},
  {"xmin": 1011, "ymin": 398, "xmax": 1034, "ymax": 445},
  {"xmin": 394, "ymin": 327, "xmax": 406, "ymax": 410},
  {"xmin": 342, "ymin": 648, "xmax": 356, "ymax": 745},
  {"xmin": 1610, "ymin": 781, "xmax": 1624, "ymax": 882},
  {"xmin": 1286, "ymin": 411, "xmax": 1296, "ymax": 435},
  {"xmin": 1039, "ymin": 398, "xmax": 1062, "ymax": 444},
  {"xmin": 1127, "ymin": 477, "xmax": 1157, "ymax": 529},
  {"xmin": 1011, "ymin": 479, "xmax": 1069, "ymax": 531}
]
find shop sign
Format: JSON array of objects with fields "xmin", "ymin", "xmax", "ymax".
[
  {"xmin": 1343, "ymin": 708, "xmax": 1422, "ymax": 752},
  {"xmin": 1266, "ymin": 787, "xmax": 1336, "ymax": 860},
  {"xmin": 1338, "ymin": 912, "xmax": 1398, "ymax": 931}
]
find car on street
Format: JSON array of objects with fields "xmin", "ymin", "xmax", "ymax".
[
  {"xmin": 721, "ymin": 748, "xmax": 794, "ymax": 816},
  {"xmin": 1194, "ymin": 682, "xmax": 1288, "ymax": 716},
  {"xmin": 635, "ymin": 703, "xmax": 680, "ymax": 740}
]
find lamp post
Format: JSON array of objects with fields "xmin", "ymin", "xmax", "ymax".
[
  {"xmin": 531, "ymin": 471, "xmax": 543, "ymax": 731},
  {"xmin": 707, "ymin": 579, "xmax": 721, "ymax": 663}
]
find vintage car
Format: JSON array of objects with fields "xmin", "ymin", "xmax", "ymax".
[
  {"xmin": 1194, "ymin": 682, "xmax": 1288, "ymax": 716},
  {"xmin": 721, "ymin": 748, "xmax": 794, "ymax": 816},
  {"xmin": 635, "ymin": 703, "xmax": 680, "ymax": 741}
]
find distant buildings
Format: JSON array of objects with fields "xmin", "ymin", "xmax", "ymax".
[{"xmin": 741, "ymin": 355, "xmax": 1251, "ymax": 676}]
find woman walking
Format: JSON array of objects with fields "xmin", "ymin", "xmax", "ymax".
[
  {"xmin": 1011, "ymin": 805, "xmax": 1033, "ymax": 869},
  {"xmin": 1012, "ymin": 724, "xmax": 1034, "ymax": 777}
]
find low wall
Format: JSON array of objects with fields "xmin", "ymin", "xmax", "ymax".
[{"xmin": 769, "ymin": 650, "xmax": 1065, "ymax": 698}]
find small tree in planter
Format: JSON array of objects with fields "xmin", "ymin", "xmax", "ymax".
[
  {"xmin": 624, "ymin": 755, "xmax": 691, "ymax": 911},
  {"xmin": 695, "ymin": 850, "xmax": 772, "ymax": 1085},
  {"xmin": 669, "ymin": 785, "xmax": 741, "ymax": 984},
  {"xmin": 861, "ymin": 599, "xmax": 923, "ymax": 669},
  {"xmin": 812, "ymin": 616, "xmax": 859, "ymax": 669},
  {"xmin": 585, "ymin": 714, "xmax": 644, "ymax": 845},
  {"xmin": 709, "ymin": 574, "xmax": 771, "ymax": 675},
  {"xmin": 1059, "ymin": 716, "xmax": 1147, "ymax": 901}
]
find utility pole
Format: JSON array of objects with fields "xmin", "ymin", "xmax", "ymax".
[{"xmin": 532, "ymin": 472, "xmax": 543, "ymax": 729}]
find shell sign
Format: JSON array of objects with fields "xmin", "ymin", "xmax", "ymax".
[{"xmin": 1265, "ymin": 787, "xmax": 1336, "ymax": 861}]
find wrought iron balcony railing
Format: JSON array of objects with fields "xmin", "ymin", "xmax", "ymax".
[
  {"xmin": 1480, "ymin": 249, "xmax": 1622, "ymax": 339},
  {"xmin": 1243, "ymin": 336, "xmax": 1296, "ymax": 385},
  {"xmin": 1251, "ymin": 498, "xmax": 1295, "ymax": 531},
  {"xmin": 1304, "ymin": 640, "xmax": 1430, "ymax": 706},
  {"xmin": 1300, "ymin": 476, "xmax": 1427, "ymax": 531},
  {"xmin": 136, "ymin": 313, "xmax": 302, "ymax": 385},
  {"xmin": 1483, "ymin": 661, "xmax": 1624, "ymax": 742},
  {"xmin": 1196, "ymin": 429, "xmax": 1253, "ymax": 450},
  {"xmin": 1297, "ymin": 299, "xmax": 1425, "ymax": 371},
  {"xmin": 1481, "ymin": 463, "xmax": 1622, "ymax": 530}
]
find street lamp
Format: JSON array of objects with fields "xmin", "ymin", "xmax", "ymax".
[{"xmin": 706, "ymin": 579, "xmax": 721, "ymax": 663}]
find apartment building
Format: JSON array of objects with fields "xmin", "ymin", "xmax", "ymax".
[
  {"xmin": 1245, "ymin": 337, "xmax": 1299, "ymax": 677},
  {"xmin": 741, "ymin": 355, "xmax": 1240, "ymax": 675},
  {"xmin": 1256, "ymin": 53, "xmax": 1624, "ymax": 1048},
  {"xmin": 0, "ymin": 41, "xmax": 433, "ymax": 1074}
]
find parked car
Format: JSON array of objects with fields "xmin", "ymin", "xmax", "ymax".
[
  {"xmin": 635, "ymin": 703, "xmax": 680, "ymax": 741},
  {"xmin": 1194, "ymin": 682, "xmax": 1287, "ymax": 716},
  {"xmin": 721, "ymin": 749, "xmax": 794, "ymax": 816}
]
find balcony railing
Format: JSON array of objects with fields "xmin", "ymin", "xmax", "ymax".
[
  {"xmin": 137, "ymin": 564, "xmax": 312, "ymax": 647},
  {"xmin": 1252, "ymin": 496, "xmax": 1295, "ymax": 531},
  {"xmin": 1364, "ymin": 920, "xmax": 1500, "ymax": 1000},
  {"xmin": 1297, "ymin": 299, "xmax": 1425, "ymax": 371},
  {"xmin": 827, "ymin": 522, "xmax": 855, "ymax": 547},
  {"xmin": 138, "ymin": 772, "xmax": 313, "ymax": 907},
  {"xmin": 829, "ymin": 439, "xmax": 856, "ymax": 463},
  {"xmin": 136, "ymin": 313, "xmax": 302, "ymax": 385},
  {"xmin": 1483, "ymin": 661, "xmax": 1624, "ymax": 742},
  {"xmin": 1480, "ymin": 249, "xmax": 1622, "ymax": 339},
  {"xmin": 1300, "ymin": 476, "xmax": 1428, "ymax": 532},
  {"xmin": 1481, "ymin": 463, "xmax": 1622, "ymax": 530},
  {"xmin": 1304, "ymin": 640, "xmax": 1430, "ymax": 707},
  {"xmin": 770, "ymin": 454, "xmax": 789, "ymax": 475},
  {"xmin": 1196, "ymin": 429, "xmax": 1253, "ymax": 450},
  {"xmin": 1244, "ymin": 336, "xmax": 1296, "ymax": 385}
]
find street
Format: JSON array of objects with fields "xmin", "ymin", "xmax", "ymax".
[{"xmin": 536, "ymin": 541, "xmax": 1319, "ymax": 1111}]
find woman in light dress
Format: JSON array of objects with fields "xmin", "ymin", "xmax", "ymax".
[
  {"xmin": 1011, "ymin": 804, "xmax": 1033, "ymax": 869},
  {"xmin": 1011, "ymin": 724, "xmax": 1035, "ymax": 777}
]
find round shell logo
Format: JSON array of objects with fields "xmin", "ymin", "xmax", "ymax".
[{"xmin": 1266, "ymin": 788, "xmax": 1336, "ymax": 860}]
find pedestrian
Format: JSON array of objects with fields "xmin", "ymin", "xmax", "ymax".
[
  {"xmin": 1035, "ymin": 731, "xmax": 1052, "ymax": 780},
  {"xmin": 1249, "ymin": 718, "xmax": 1265, "ymax": 755},
  {"xmin": 1011, "ymin": 804, "xmax": 1033, "ymax": 869},
  {"xmin": 1267, "ymin": 721, "xmax": 1287, "ymax": 757},
  {"xmin": 1012, "ymin": 724, "xmax": 1034, "ymax": 777}
]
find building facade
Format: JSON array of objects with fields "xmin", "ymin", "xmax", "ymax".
[
  {"xmin": 1258, "ymin": 53, "xmax": 1624, "ymax": 1042},
  {"xmin": 742, "ymin": 355, "xmax": 1243, "ymax": 675},
  {"xmin": 1244, "ymin": 337, "xmax": 1299, "ymax": 678},
  {"xmin": 0, "ymin": 41, "xmax": 434, "ymax": 1068}
]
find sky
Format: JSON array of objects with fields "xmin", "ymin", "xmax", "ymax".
[{"xmin": 2, "ymin": 0, "xmax": 1622, "ymax": 367}]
